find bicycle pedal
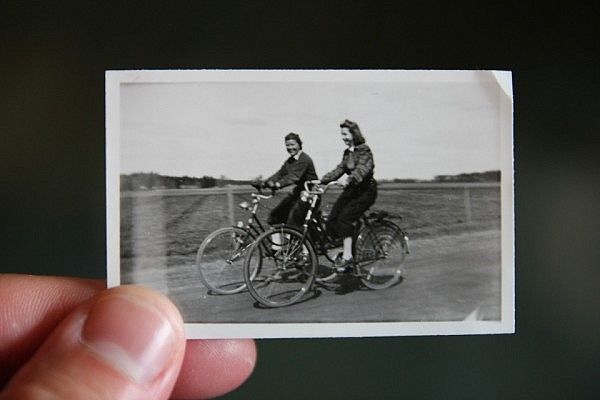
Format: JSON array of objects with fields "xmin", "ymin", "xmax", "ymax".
[{"xmin": 336, "ymin": 264, "xmax": 357, "ymax": 274}]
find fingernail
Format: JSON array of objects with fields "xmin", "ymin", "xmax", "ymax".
[{"xmin": 82, "ymin": 294, "xmax": 177, "ymax": 384}]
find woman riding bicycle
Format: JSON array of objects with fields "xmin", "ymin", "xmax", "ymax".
[
  {"xmin": 258, "ymin": 132, "xmax": 318, "ymax": 228},
  {"xmin": 319, "ymin": 119, "xmax": 377, "ymax": 272}
]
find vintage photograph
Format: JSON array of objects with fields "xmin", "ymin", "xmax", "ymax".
[{"xmin": 106, "ymin": 70, "xmax": 514, "ymax": 338}]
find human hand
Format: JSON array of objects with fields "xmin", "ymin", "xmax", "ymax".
[
  {"xmin": 0, "ymin": 274, "xmax": 256, "ymax": 400},
  {"xmin": 337, "ymin": 176, "xmax": 350, "ymax": 187},
  {"xmin": 265, "ymin": 180, "xmax": 276, "ymax": 189},
  {"xmin": 251, "ymin": 179, "xmax": 264, "ymax": 189}
]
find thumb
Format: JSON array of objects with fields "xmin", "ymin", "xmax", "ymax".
[{"xmin": 0, "ymin": 285, "xmax": 186, "ymax": 400}]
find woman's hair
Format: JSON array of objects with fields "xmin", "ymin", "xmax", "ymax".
[
  {"xmin": 340, "ymin": 119, "xmax": 366, "ymax": 145},
  {"xmin": 284, "ymin": 132, "xmax": 302, "ymax": 149}
]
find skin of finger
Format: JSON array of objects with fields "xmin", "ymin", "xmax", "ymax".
[
  {"xmin": 0, "ymin": 274, "xmax": 104, "ymax": 384},
  {"xmin": 171, "ymin": 339, "xmax": 257, "ymax": 399},
  {"xmin": 0, "ymin": 275, "xmax": 258, "ymax": 397},
  {"xmin": 0, "ymin": 285, "xmax": 186, "ymax": 400}
]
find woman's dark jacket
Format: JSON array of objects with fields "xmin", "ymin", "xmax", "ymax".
[
  {"xmin": 321, "ymin": 144, "xmax": 375, "ymax": 185},
  {"xmin": 267, "ymin": 151, "xmax": 318, "ymax": 195}
]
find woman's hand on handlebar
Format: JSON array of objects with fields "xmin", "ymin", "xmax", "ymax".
[
  {"xmin": 336, "ymin": 176, "xmax": 350, "ymax": 187},
  {"xmin": 265, "ymin": 180, "xmax": 279, "ymax": 190},
  {"xmin": 251, "ymin": 180, "xmax": 265, "ymax": 193},
  {"xmin": 250, "ymin": 182, "xmax": 276, "ymax": 198},
  {"xmin": 305, "ymin": 180, "xmax": 321, "ymax": 191}
]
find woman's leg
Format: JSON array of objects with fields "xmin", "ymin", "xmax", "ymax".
[
  {"xmin": 268, "ymin": 194, "xmax": 296, "ymax": 250},
  {"xmin": 332, "ymin": 189, "xmax": 376, "ymax": 238},
  {"xmin": 342, "ymin": 237, "xmax": 353, "ymax": 260},
  {"xmin": 326, "ymin": 190, "xmax": 353, "ymax": 239},
  {"xmin": 333, "ymin": 183, "xmax": 378, "ymax": 262},
  {"xmin": 268, "ymin": 194, "xmax": 295, "ymax": 225},
  {"xmin": 287, "ymin": 198, "xmax": 310, "ymax": 228}
]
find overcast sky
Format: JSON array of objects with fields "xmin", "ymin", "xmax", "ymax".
[{"xmin": 119, "ymin": 73, "xmax": 505, "ymax": 180}]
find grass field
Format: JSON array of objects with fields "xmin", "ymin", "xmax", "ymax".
[{"xmin": 120, "ymin": 184, "xmax": 500, "ymax": 285}]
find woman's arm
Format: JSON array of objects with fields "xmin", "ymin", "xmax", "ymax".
[
  {"xmin": 321, "ymin": 156, "xmax": 346, "ymax": 184},
  {"xmin": 265, "ymin": 162, "xmax": 286, "ymax": 186}
]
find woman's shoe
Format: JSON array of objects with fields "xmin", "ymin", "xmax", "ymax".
[{"xmin": 334, "ymin": 256, "xmax": 355, "ymax": 273}]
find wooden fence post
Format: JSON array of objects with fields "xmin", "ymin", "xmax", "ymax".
[
  {"xmin": 227, "ymin": 185, "xmax": 235, "ymax": 225},
  {"xmin": 464, "ymin": 186, "xmax": 472, "ymax": 224}
]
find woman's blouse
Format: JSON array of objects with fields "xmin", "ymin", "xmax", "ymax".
[{"xmin": 321, "ymin": 144, "xmax": 375, "ymax": 185}]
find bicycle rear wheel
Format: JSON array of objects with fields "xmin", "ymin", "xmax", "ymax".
[
  {"xmin": 354, "ymin": 223, "xmax": 408, "ymax": 289},
  {"xmin": 244, "ymin": 226, "xmax": 317, "ymax": 307},
  {"xmin": 197, "ymin": 227, "xmax": 257, "ymax": 294}
]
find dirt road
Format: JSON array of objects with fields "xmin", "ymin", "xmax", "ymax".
[{"xmin": 129, "ymin": 229, "xmax": 501, "ymax": 323}]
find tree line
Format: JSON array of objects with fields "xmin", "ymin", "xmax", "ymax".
[
  {"xmin": 121, "ymin": 170, "xmax": 501, "ymax": 191},
  {"xmin": 120, "ymin": 173, "xmax": 217, "ymax": 191},
  {"xmin": 433, "ymin": 170, "xmax": 500, "ymax": 182}
]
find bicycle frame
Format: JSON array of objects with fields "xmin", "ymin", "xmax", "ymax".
[
  {"xmin": 299, "ymin": 181, "xmax": 335, "ymax": 253},
  {"xmin": 248, "ymin": 181, "xmax": 331, "ymax": 269},
  {"xmin": 215, "ymin": 191, "xmax": 279, "ymax": 267},
  {"xmin": 235, "ymin": 190, "xmax": 275, "ymax": 236},
  {"xmin": 299, "ymin": 181, "xmax": 409, "ymax": 270}
]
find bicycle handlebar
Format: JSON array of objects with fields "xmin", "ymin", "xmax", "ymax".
[
  {"xmin": 304, "ymin": 180, "xmax": 337, "ymax": 195},
  {"xmin": 250, "ymin": 183, "xmax": 274, "ymax": 199},
  {"xmin": 252, "ymin": 193, "xmax": 273, "ymax": 200}
]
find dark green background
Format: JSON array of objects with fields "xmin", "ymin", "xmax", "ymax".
[{"xmin": 1, "ymin": 2, "xmax": 598, "ymax": 399}]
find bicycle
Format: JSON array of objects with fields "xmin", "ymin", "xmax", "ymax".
[
  {"xmin": 242, "ymin": 180, "xmax": 410, "ymax": 307},
  {"xmin": 196, "ymin": 184, "xmax": 273, "ymax": 294}
]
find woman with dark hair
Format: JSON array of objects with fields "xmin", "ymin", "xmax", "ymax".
[
  {"xmin": 320, "ymin": 119, "xmax": 377, "ymax": 271},
  {"xmin": 260, "ymin": 132, "xmax": 318, "ymax": 228}
]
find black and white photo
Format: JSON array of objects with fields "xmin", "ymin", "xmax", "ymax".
[{"xmin": 106, "ymin": 70, "xmax": 514, "ymax": 338}]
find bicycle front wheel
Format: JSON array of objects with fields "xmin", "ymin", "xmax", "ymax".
[
  {"xmin": 196, "ymin": 227, "xmax": 257, "ymax": 294},
  {"xmin": 355, "ymin": 223, "xmax": 408, "ymax": 289},
  {"xmin": 244, "ymin": 226, "xmax": 317, "ymax": 307}
]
